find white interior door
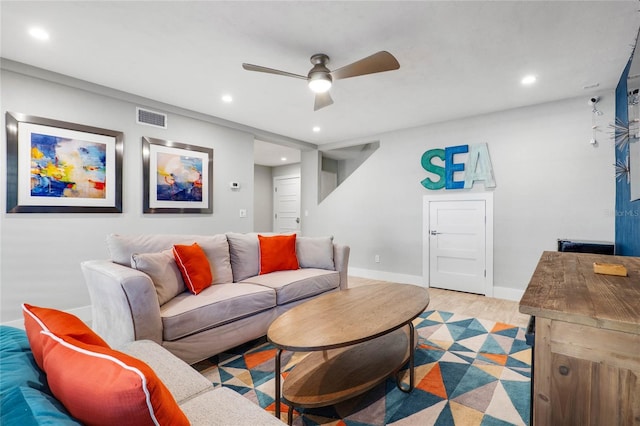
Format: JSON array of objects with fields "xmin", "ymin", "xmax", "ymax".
[
  {"xmin": 273, "ymin": 175, "xmax": 300, "ymax": 234},
  {"xmin": 428, "ymin": 199, "xmax": 487, "ymax": 294}
]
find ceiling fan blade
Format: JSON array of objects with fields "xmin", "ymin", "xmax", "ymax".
[
  {"xmin": 331, "ymin": 51, "xmax": 400, "ymax": 80},
  {"xmin": 242, "ymin": 63, "xmax": 307, "ymax": 80},
  {"xmin": 314, "ymin": 91, "xmax": 334, "ymax": 111}
]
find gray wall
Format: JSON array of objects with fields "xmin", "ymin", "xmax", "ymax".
[
  {"xmin": 302, "ymin": 93, "xmax": 616, "ymax": 294},
  {"xmin": 0, "ymin": 65, "xmax": 618, "ymax": 321},
  {"xmin": 1, "ymin": 69, "xmax": 255, "ymax": 322},
  {"xmin": 273, "ymin": 163, "xmax": 300, "ymax": 178},
  {"xmin": 253, "ymin": 164, "xmax": 273, "ymax": 232}
]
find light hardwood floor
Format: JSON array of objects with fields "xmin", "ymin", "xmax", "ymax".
[{"xmin": 348, "ymin": 276, "xmax": 531, "ymax": 328}]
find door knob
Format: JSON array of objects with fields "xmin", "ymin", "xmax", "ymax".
[
  {"xmin": 296, "ymin": 217, "xmax": 300, "ymax": 224},
  {"xmin": 430, "ymin": 230, "xmax": 439, "ymax": 235}
]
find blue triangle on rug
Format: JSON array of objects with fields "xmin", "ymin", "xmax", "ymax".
[
  {"xmin": 195, "ymin": 310, "xmax": 532, "ymax": 425},
  {"xmin": 457, "ymin": 325, "xmax": 491, "ymax": 341},
  {"xmin": 386, "ymin": 389, "xmax": 447, "ymax": 423},
  {"xmin": 435, "ymin": 402, "xmax": 456, "ymax": 425},
  {"xmin": 218, "ymin": 368, "xmax": 236, "ymax": 383},
  {"xmin": 481, "ymin": 415, "xmax": 520, "ymax": 426}
]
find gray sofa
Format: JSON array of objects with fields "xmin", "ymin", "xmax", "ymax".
[
  {"xmin": 120, "ymin": 339, "xmax": 285, "ymax": 425},
  {"xmin": 81, "ymin": 233, "xmax": 350, "ymax": 364}
]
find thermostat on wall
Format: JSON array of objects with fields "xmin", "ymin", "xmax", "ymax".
[{"xmin": 230, "ymin": 182, "xmax": 240, "ymax": 189}]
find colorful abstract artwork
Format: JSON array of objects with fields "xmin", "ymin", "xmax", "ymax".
[
  {"xmin": 6, "ymin": 112, "xmax": 123, "ymax": 213},
  {"xmin": 143, "ymin": 136, "xmax": 213, "ymax": 214},
  {"xmin": 155, "ymin": 152, "xmax": 203, "ymax": 202},
  {"xmin": 30, "ymin": 133, "xmax": 107, "ymax": 199}
]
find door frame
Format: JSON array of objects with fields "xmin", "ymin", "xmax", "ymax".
[
  {"xmin": 422, "ymin": 192, "xmax": 494, "ymax": 296},
  {"xmin": 272, "ymin": 174, "xmax": 301, "ymax": 233}
]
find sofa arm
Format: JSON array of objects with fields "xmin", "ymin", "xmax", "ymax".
[
  {"xmin": 333, "ymin": 244, "xmax": 350, "ymax": 290},
  {"xmin": 81, "ymin": 260, "xmax": 163, "ymax": 347}
]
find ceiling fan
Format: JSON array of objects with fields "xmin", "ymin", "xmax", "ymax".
[{"xmin": 242, "ymin": 51, "xmax": 400, "ymax": 111}]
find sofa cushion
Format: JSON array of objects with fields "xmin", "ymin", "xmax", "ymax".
[
  {"xmin": 0, "ymin": 325, "xmax": 48, "ymax": 393},
  {"xmin": 1, "ymin": 386, "xmax": 82, "ymax": 426},
  {"xmin": 0, "ymin": 325, "xmax": 80, "ymax": 425},
  {"xmin": 241, "ymin": 269, "xmax": 340, "ymax": 305},
  {"xmin": 40, "ymin": 330, "xmax": 189, "ymax": 426},
  {"xmin": 22, "ymin": 304, "xmax": 109, "ymax": 369},
  {"xmin": 296, "ymin": 236, "xmax": 335, "ymax": 270},
  {"xmin": 160, "ymin": 283, "xmax": 277, "ymax": 341},
  {"xmin": 173, "ymin": 243, "xmax": 212, "ymax": 295},
  {"xmin": 131, "ymin": 249, "xmax": 186, "ymax": 306},
  {"xmin": 180, "ymin": 387, "xmax": 285, "ymax": 426},
  {"xmin": 108, "ymin": 234, "xmax": 233, "ymax": 284},
  {"xmin": 258, "ymin": 234, "xmax": 299, "ymax": 275},
  {"xmin": 118, "ymin": 340, "xmax": 213, "ymax": 405},
  {"xmin": 226, "ymin": 232, "xmax": 260, "ymax": 282}
]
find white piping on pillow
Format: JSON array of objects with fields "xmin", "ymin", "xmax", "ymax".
[{"xmin": 40, "ymin": 331, "xmax": 161, "ymax": 426}]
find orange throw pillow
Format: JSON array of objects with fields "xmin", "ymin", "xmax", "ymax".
[
  {"xmin": 173, "ymin": 242, "xmax": 213, "ymax": 294},
  {"xmin": 40, "ymin": 331, "xmax": 189, "ymax": 426},
  {"xmin": 22, "ymin": 303, "xmax": 109, "ymax": 369},
  {"xmin": 258, "ymin": 234, "xmax": 299, "ymax": 275}
]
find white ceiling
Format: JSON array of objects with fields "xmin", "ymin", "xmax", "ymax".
[
  {"xmin": 254, "ymin": 140, "xmax": 301, "ymax": 167},
  {"xmin": 2, "ymin": 1, "xmax": 639, "ymax": 165}
]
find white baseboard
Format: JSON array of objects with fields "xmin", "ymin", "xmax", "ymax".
[
  {"xmin": 492, "ymin": 286, "xmax": 525, "ymax": 302},
  {"xmin": 349, "ymin": 268, "xmax": 524, "ymax": 302},
  {"xmin": 2, "ymin": 305, "xmax": 92, "ymax": 330}
]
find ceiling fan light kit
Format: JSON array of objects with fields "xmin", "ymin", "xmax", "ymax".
[
  {"xmin": 308, "ymin": 53, "xmax": 333, "ymax": 93},
  {"xmin": 242, "ymin": 51, "xmax": 400, "ymax": 111},
  {"xmin": 308, "ymin": 74, "xmax": 332, "ymax": 93}
]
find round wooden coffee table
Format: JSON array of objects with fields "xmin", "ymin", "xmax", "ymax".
[{"xmin": 267, "ymin": 283, "xmax": 430, "ymax": 424}]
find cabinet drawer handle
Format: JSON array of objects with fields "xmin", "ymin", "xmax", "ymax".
[{"xmin": 559, "ymin": 365, "xmax": 569, "ymax": 376}]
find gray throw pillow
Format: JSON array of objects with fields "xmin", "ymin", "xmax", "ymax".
[
  {"xmin": 193, "ymin": 235, "xmax": 234, "ymax": 284},
  {"xmin": 131, "ymin": 249, "xmax": 185, "ymax": 305},
  {"xmin": 296, "ymin": 236, "xmax": 334, "ymax": 270},
  {"xmin": 226, "ymin": 233, "xmax": 260, "ymax": 282}
]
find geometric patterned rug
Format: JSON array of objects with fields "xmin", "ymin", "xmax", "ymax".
[{"xmin": 193, "ymin": 310, "xmax": 532, "ymax": 425}]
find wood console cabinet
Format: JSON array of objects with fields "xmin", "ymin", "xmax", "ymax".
[{"xmin": 520, "ymin": 251, "xmax": 640, "ymax": 425}]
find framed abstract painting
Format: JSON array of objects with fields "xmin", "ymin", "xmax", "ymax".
[
  {"xmin": 142, "ymin": 136, "xmax": 213, "ymax": 214},
  {"xmin": 5, "ymin": 112, "xmax": 123, "ymax": 213}
]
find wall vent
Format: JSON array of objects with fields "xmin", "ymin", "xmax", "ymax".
[{"xmin": 136, "ymin": 107, "xmax": 167, "ymax": 128}]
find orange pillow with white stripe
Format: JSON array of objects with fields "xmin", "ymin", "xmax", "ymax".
[
  {"xmin": 22, "ymin": 303, "xmax": 109, "ymax": 369},
  {"xmin": 173, "ymin": 242, "xmax": 213, "ymax": 294},
  {"xmin": 40, "ymin": 331, "xmax": 189, "ymax": 426}
]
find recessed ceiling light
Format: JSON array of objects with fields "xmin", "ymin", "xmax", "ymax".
[
  {"xmin": 281, "ymin": 157, "xmax": 287, "ymax": 162},
  {"xmin": 521, "ymin": 75, "xmax": 537, "ymax": 86},
  {"xmin": 221, "ymin": 94, "xmax": 233, "ymax": 103},
  {"xmin": 28, "ymin": 27, "xmax": 50, "ymax": 41},
  {"xmin": 312, "ymin": 126, "xmax": 321, "ymax": 133}
]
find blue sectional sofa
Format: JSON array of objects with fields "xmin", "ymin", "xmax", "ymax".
[{"xmin": 1, "ymin": 325, "xmax": 82, "ymax": 425}]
